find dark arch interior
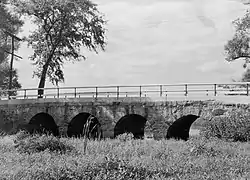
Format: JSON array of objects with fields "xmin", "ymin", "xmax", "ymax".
[
  {"xmin": 114, "ymin": 114, "xmax": 147, "ymax": 139},
  {"xmin": 28, "ymin": 112, "xmax": 59, "ymax": 136},
  {"xmin": 166, "ymin": 114, "xmax": 200, "ymax": 141},
  {"xmin": 67, "ymin": 112, "xmax": 102, "ymax": 139}
]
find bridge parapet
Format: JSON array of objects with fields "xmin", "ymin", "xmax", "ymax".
[{"xmin": 1, "ymin": 82, "xmax": 250, "ymax": 100}]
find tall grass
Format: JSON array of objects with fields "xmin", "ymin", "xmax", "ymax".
[
  {"xmin": 82, "ymin": 115, "xmax": 102, "ymax": 154},
  {"xmin": 0, "ymin": 109, "xmax": 250, "ymax": 179},
  {"xmin": 0, "ymin": 131, "xmax": 249, "ymax": 179}
]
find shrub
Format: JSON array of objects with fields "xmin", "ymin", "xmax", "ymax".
[
  {"xmin": 0, "ymin": 134, "xmax": 15, "ymax": 153},
  {"xmin": 116, "ymin": 133, "xmax": 134, "ymax": 142},
  {"xmin": 14, "ymin": 130, "xmax": 30, "ymax": 142},
  {"xmin": 14, "ymin": 131, "xmax": 76, "ymax": 154},
  {"xmin": 187, "ymin": 137, "xmax": 223, "ymax": 157},
  {"xmin": 201, "ymin": 110, "xmax": 250, "ymax": 142}
]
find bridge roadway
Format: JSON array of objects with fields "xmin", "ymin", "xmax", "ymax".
[{"xmin": 0, "ymin": 96, "xmax": 249, "ymax": 139}]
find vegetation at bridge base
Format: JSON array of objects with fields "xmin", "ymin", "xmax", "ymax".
[
  {"xmin": 0, "ymin": 131, "xmax": 250, "ymax": 179},
  {"xmin": 201, "ymin": 110, "xmax": 250, "ymax": 142},
  {"xmin": 14, "ymin": 131, "xmax": 76, "ymax": 154}
]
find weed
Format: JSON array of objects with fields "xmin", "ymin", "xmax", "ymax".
[
  {"xmin": 116, "ymin": 133, "xmax": 134, "ymax": 142},
  {"xmin": 14, "ymin": 132, "xmax": 76, "ymax": 154}
]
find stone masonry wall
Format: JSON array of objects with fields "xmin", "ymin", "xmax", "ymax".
[{"xmin": 0, "ymin": 98, "xmax": 248, "ymax": 139}]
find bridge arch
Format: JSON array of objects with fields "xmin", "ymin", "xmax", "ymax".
[
  {"xmin": 166, "ymin": 114, "xmax": 200, "ymax": 141},
  {"xmin": 67, "ymin": 112, "xmax": 102, "ymax": 139},
  {"xmin": 114, "ymin": 114, "xmax": 147, "ymax": 139},
  {"xmin": 28, "ymin": 112, "xmax": 59, "ymax": 136}
]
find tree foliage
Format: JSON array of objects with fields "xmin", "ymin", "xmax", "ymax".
[
  {"xmin": 224, "ymin": 7, "xmax": 250, "ymax": 83},
  {"xmin": 241, "ymin": 68, "xmax": 250, "ymax": 81},
  {"xmin": 0, "ymin": 0, "xmax": 23, "ymax": 63},
  {"xmin": 224, "ymin": 10, "xmax": 250, "ymax": 68},
  {"xmin": 0, "ymin": 62, "xmax": 21, "ymax": 97},
  {"xmin": 0, "ymin": 0, "xmax": 23, "ymax": 97},
  {"xmin": 11, "ymin": 0, "xmax": 107, "ymax": 96}
]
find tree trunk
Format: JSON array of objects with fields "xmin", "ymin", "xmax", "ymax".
[
  {"xmin": 37, "ymin": 62, "xmax": 50, "ymax": 98},
  {"xmin": 37, "ymin": 45, "xmax": 57, "ymax": 98}
]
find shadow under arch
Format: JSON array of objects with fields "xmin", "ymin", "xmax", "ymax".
[
  {"xmin": 28, "ymin": 112, "xmax": 59, "ymax": 136},
  {"xmin": 67, "ymin": 112, "xmax": 102, "ymax": 139},
  {"xmin": 114, "ymin": 114, "xmax": 147, "ymax": 139},
  {"xmin": 166, "ymin": 114, "xmax": 200, "ymax": 141}
]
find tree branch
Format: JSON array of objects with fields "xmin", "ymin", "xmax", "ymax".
[{"xmin": 231, "ymin": 55, "xmax": 250, "ymax": 60}]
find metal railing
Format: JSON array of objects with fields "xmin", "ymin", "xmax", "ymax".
[{"xmin": 1, "ymin": 82, "xmax": 250, "ymax": 100}]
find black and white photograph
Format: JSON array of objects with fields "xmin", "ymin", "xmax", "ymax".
[{"xmin": 0, "ymin": 0, "xmax": 250, "ymax": 179}]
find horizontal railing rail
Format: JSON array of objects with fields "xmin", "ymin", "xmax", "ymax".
[{"xmin": 1, "ymin": 82, "xmax": 250, "ymax": 100}]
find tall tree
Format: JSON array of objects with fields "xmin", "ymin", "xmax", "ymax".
[
  {"xmin": 224, "ymin": 8, "xmax": 250, "ymax": 83},
  {"xmin": 0, "ymin": 0, "xmax": 23, "ymax": 97},
  {"xmin": 224, "ymin": 10, "xmax": 250, "ymax": 67},
  {"xmin": 11, "ymin": 0, "xmax": 107, "ymax": 97},
  {"xmin": 0, "ymin": 0, "xmax": 23, "ymax": 61}
]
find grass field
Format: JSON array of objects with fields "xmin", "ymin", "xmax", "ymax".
[{"xmin": 0, "ymin": 131, "xmax": 249, "ymax": 180}]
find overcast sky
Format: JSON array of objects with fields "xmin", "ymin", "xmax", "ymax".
[{"xmin": 14, "ymin": 0, "xmax": 248, "ymax": 88}]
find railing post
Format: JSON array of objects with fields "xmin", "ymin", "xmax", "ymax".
[
  {"xmin": 139, "ymin": 86, "xmax": 142, "ymax": 97},
  {"xmin": 247, "ymin": 83, "xmax": 249, "ymax": 96},
  {"xmin": 24, "ymin": 89, "xmax": 26, "ymax": 99},
  {"xmin": 185, "ymin": 84, "xmax": 188, "ymax": 96},
  {"xmin": 74, "ymin": 88, "xmax": 77, "ymax": 98},
  {"xmin": 117, "ymin": 86, "xmax": 119, "ymax": 99},
  {"xmin": 57, "ymin": 88, "xmax": 59, "ymax": 98},
  {"xmin": 8, "ymin": 89, "xmax": 11, "ymax": 100},
  {"xmin": 214, "ymin": 84, "xmax": 217, "ymax": 96},
  {"xmin": 160, "ymin": 85, "xmax": 163, "ymax": 97},
  {"xmin": 95, "ymin": 87, "xmax": 98, "ymax": 99}
]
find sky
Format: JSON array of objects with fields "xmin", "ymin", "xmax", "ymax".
[{"xmin": 13, "ymin": 0, "xmax": 249, "ymax": 88}]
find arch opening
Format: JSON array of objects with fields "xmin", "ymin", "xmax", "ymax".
[
  {"xmin": 67, "ymin": 112, "xmax": 102, "ymax": 139},
  {"xmin": 114, "ymin": 114, "xmax": 147, "ymax": 139},
  {"xmin": 166, "ymin": 114, "xmax": 200, "ymax": 141},
  {"xmin": 28, "ymin": 112, "xmax": 59, "ymax": 136}
]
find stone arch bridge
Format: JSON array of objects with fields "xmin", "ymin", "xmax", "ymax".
[{"xmin": 0, "ymin": 97, "xmax": 248, "ymax": 139}]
